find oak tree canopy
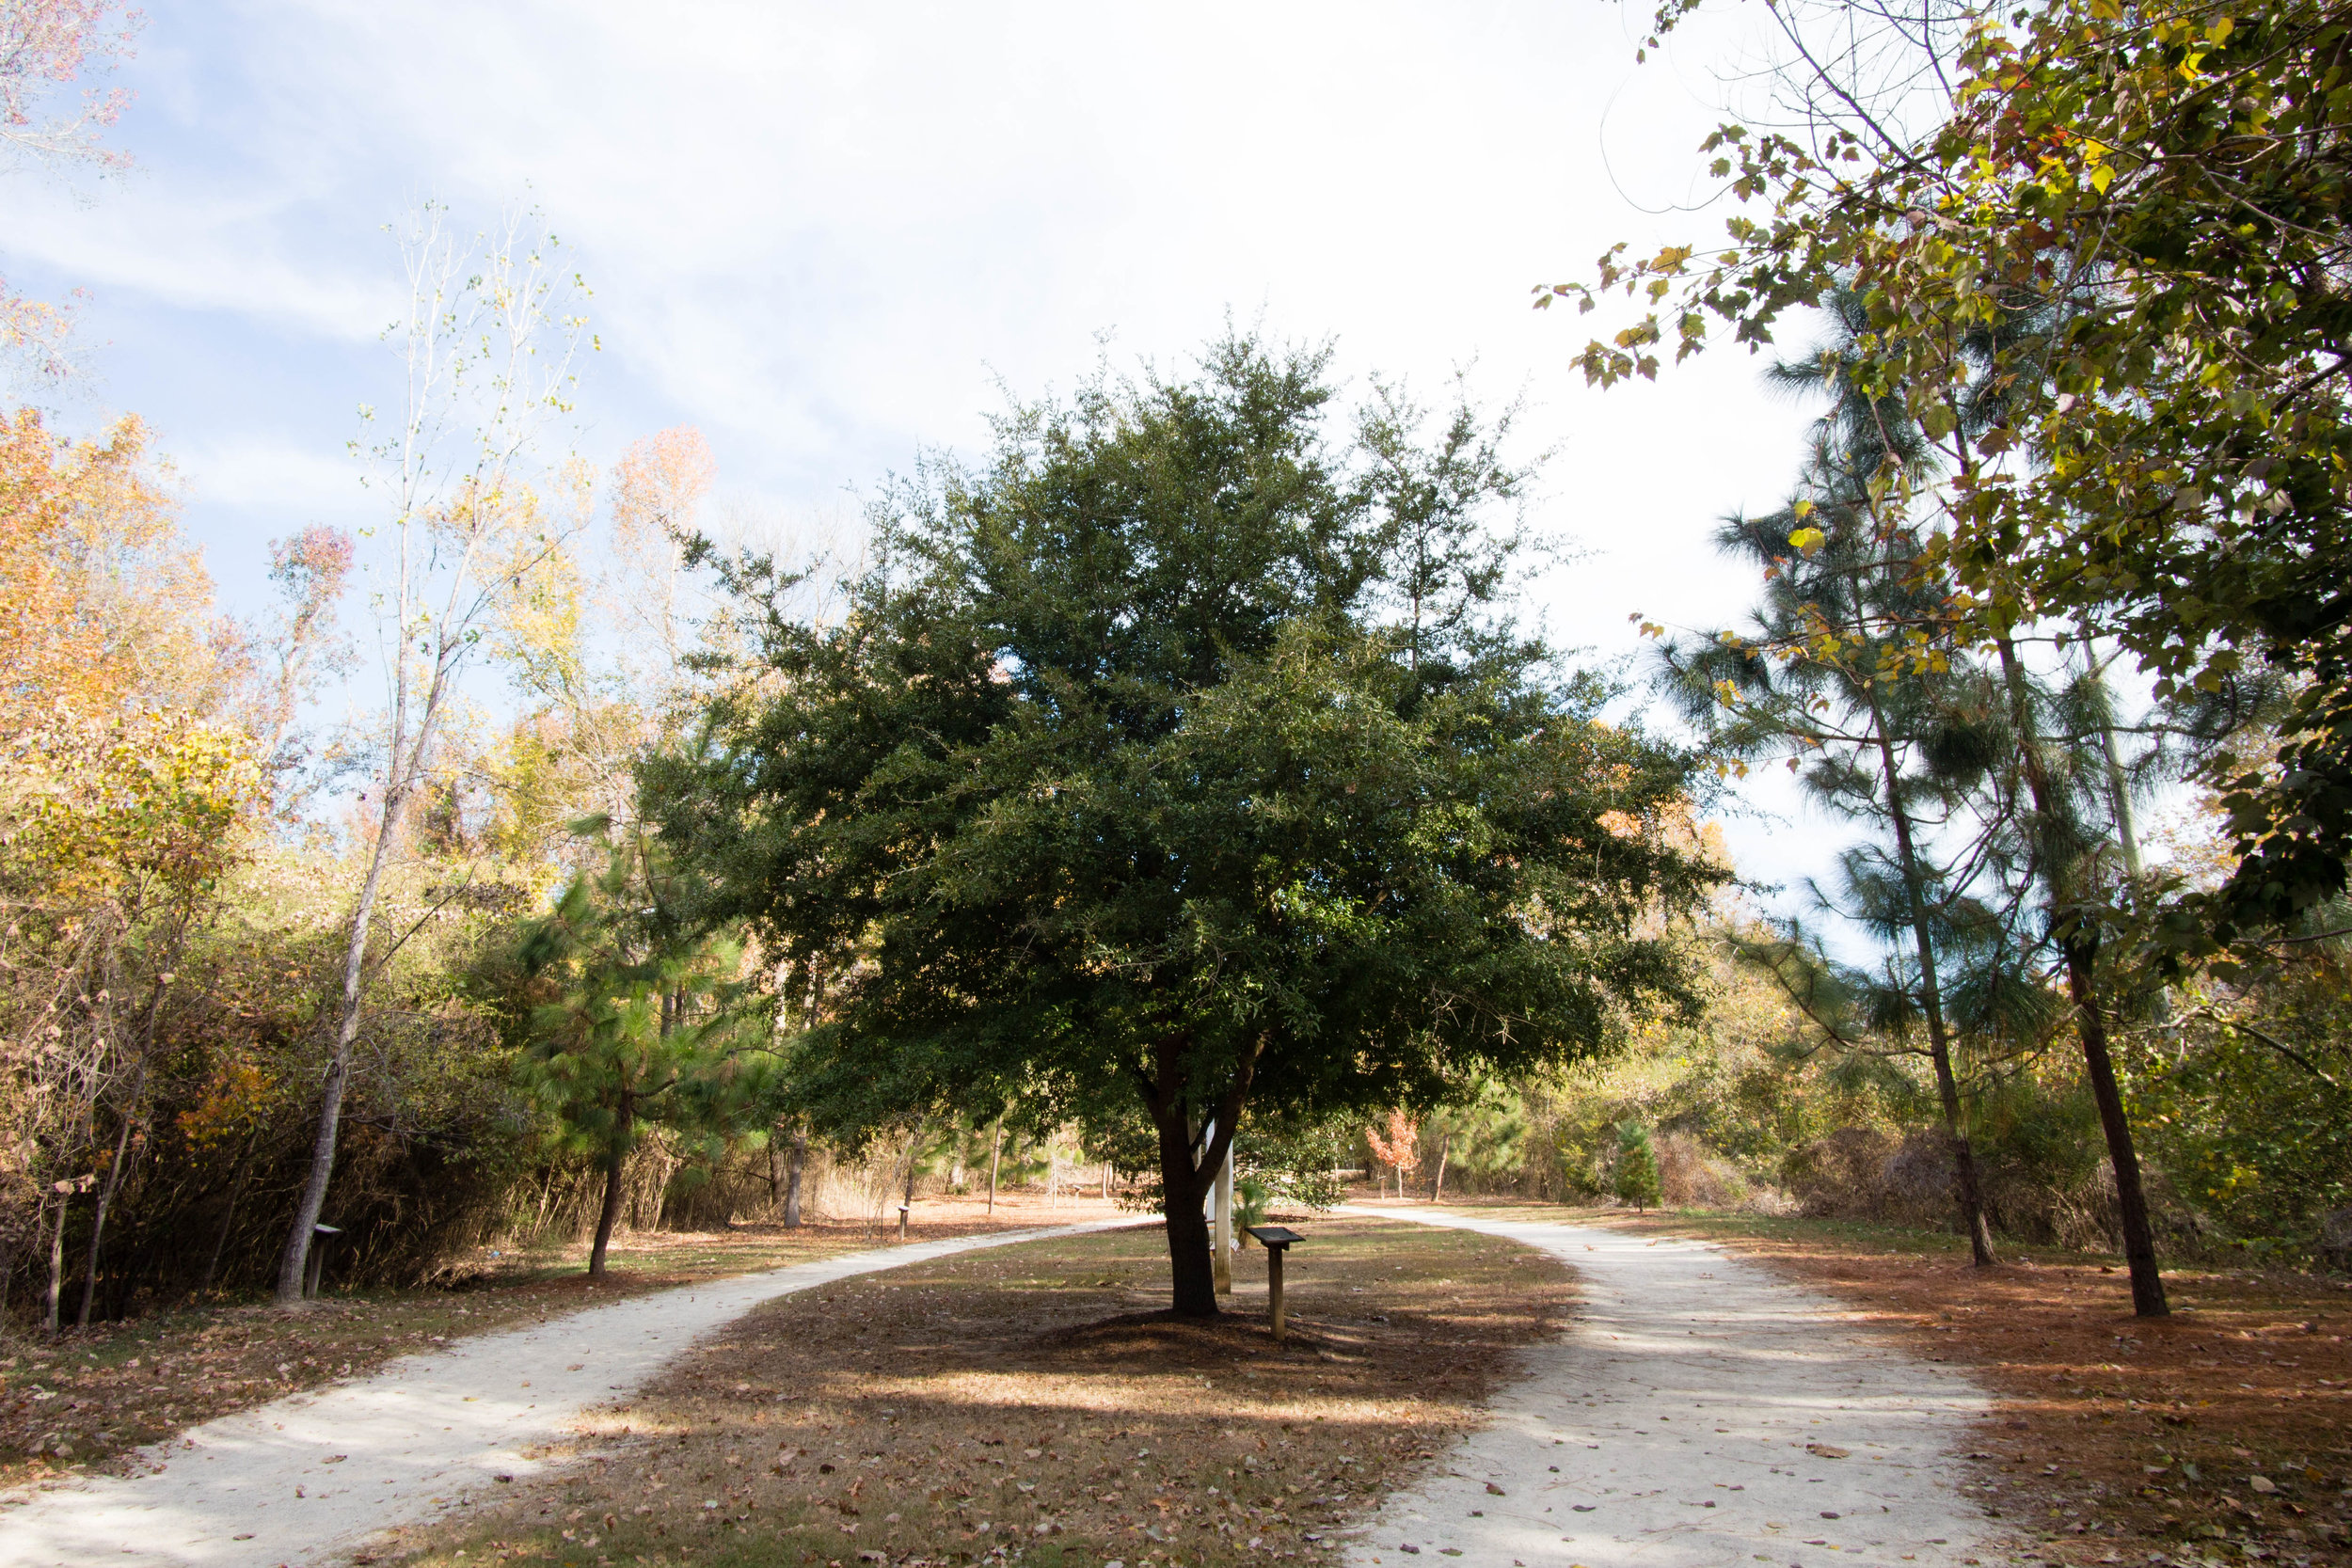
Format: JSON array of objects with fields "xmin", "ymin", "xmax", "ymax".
[{"xmin": 647, "ymin": 335, "xmax": 1724, "ymax": 1312}]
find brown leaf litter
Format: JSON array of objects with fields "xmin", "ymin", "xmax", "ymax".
[{"xmin": 385, "ymin": 1214, "xmax": 1573, "ymax": 1568}]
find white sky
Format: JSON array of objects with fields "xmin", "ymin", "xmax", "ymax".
[{"xmin": 6, "ymin": 0, "xmax": 1844, "ymax": 908}]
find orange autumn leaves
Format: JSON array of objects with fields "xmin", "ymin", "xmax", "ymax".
[
  {"xmin": 0, "ymin": 404, "xmax": 269, "ymax": 1290},
  {"xmin": 0, "ymin": 408, "xmax": 262, "ymax": 901},
  {"xmin": 0, "ymin": 408, "xmax": 224, "ymax": 726},
  {"xmin": 1366, "ymin": 1108, "xmax": 1420, "ymax": 1181},
  {"xmin": 607, "ymin": 425, "xmax": 715, "ymax": 667},
  {"xmin": 609, "ymin": 426, "xmax": 715, "ymax": 552}
]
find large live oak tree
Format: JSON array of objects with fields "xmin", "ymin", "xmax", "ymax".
[{"xmin": 644, "ymin": 337, "xmax": 1721, "ymax": 1314}]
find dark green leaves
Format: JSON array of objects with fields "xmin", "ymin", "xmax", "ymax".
[{"xmin": 650, "ymin": 333, "xmax": 1723, "ymax": 1149}]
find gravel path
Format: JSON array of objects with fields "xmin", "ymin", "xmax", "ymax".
[
  {"xmin": 1339, "ymin": 1209, "xmax": 2017, "ymax": 1568},
  {"xmin": 0, "ymin": 1219, "xmax": 1141, "ymax": 1568}
]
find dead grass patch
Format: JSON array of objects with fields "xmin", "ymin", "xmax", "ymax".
[{"xmin": 382, "ymin": 1214, "xmax": 1572, "ymax": 1568}]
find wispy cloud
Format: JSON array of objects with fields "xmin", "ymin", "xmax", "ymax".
[
  {"xmin": 8, "ymin": 0, "xmax": 1820, "ymax": 898},
  {"xmin": 177, "ymin": 431, "xmax": 363, "ymax": 516},
  {"xmin": 3, "ymin": 174, "xmax": 399, "ymax": 341}
]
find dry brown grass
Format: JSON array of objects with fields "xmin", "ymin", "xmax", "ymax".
[
  {"xmin": 378, "ymin": 1214, "xmax": 1573, "ymax": 1568},
  {"xmin": 0, "ymin": 1193, "xmax": 1120, "ymax": 1491},
  {"xmin": 1406, "ymin": 1196, "xmax": 2352, "ymax": 1566}
]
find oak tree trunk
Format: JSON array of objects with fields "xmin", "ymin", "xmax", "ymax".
[
  {"xmin": 1156, "ymin": 1112, "xmax": 1219, "ymax": 1318},
  {"xmin": 1144, "ymin": 1037, "xmax": 1254, "ymax": 1319}
]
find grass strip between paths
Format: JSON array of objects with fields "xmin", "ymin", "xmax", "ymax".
[{"xmin": 380, "ymin": 1215, "xmax": 1573, "ymax": 1568}]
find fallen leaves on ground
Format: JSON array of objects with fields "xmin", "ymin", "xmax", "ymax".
[{"xmin": 387, "ymin": 1215, "xmax": 1572, "ymax": 1568}]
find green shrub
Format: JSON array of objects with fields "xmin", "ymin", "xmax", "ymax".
[
  {"xmin": 1235, "ymin": 1174, "xmax": 1271, "ymax": 1236},
  {"xmin": 1613, "ymin": 1121, "xmax": 1662, "ymax": 1212}
]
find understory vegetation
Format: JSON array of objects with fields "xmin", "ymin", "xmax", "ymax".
[{"xmin": 1363, "ymin": 933, "xmax": 2352, "ymax": 1268}]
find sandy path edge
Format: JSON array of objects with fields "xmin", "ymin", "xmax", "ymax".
[
  {"xmin": 0, "ymin": 1217, "xmax": 1149, "ymax": 1568},
  {"xmin": 1332, "ymin": 1208, "xmax": 2024, "ymax": 1568}
]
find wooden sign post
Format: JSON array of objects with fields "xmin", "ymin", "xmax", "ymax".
[
  {"xmin": 1247, "ymin": 1226, "xmax": 1304, "ymax": 1341},
  {"xmin": 304, "ymin": 1223, "xmax": 342, "ymax": 1300}
]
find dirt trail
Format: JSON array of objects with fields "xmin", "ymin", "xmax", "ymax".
[
  {"xmin": 1341, "ymin": 1209, "xmax": 2017, "ymax": 1568},
  {"xmin": 0, "ymin": 1219, "xmax": 1141, "ymax": 1568}
]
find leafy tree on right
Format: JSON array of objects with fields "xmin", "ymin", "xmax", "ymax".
[{"xmin": 1555, "ymin": 0, "xmax": 2352, "ymax": 1315}]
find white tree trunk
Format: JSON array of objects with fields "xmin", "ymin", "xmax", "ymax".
[{"xmin": 275, "ymin": 204, "xmax": 587, "ymax": 1306}]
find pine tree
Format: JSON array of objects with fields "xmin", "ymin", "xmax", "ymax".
[
  {"xmin": 1613, "ymin": 1122, "xmax": 1661, "ymax": 1213},
  {"xmin": 517, "ymin": 820, "xmax": 765, "ymax": 1277},
  {"xmin": 1658, "ymin": 291, "xmax": 2007, "ymax": 1264}
]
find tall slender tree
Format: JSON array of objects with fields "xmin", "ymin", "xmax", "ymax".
[
  {"xmin": 276, "ymin": 206, "xmax": 586, "ymax": 1304},
  {"xmin": 1661, "ymin": 294, "xmax": 2010, "ymax": 1262},
  {"xmin": 1667, "ymin": 521, "xmax": 2010, "ymax": 1258},
  {"xmin": 1982, "ymin": 611, "xmax": 2170, "ymax": 1313}
]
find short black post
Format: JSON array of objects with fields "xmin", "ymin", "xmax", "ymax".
[{"xmin": 1247, "ymin": 1226, "xmax": 1303, "ymax": 1343}]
